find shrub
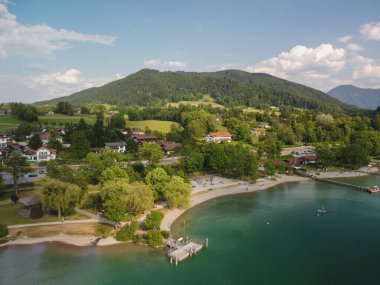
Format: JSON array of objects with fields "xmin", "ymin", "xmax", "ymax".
[
  {"xmin": 116, "ymin": 226, "xmax": 134, "ymax": 241},
  {"xmin": 0, "ymin": 224, "xmax": 8, "ymax": 238},
  {"xmin": 144, "ymin": 210, "xmax": 163, "ymax": 230},
  {"xmin": 133, "ymin": 233, "xmax": 143, "ymax": 244},
  {"xmin": 96, "ymin": 224, "xmax": 112, "ymax": 238},
  {"xmin": 62, "ymin": 205, "xmax": 76, "ymax": 216},
  {"xmin": 146, "ymin": 229, "xmax": 163, "ymax": 247},
  {"xmin": 30, "ymin": 205, "xmax": 43, "ymax": 219},
  {"xmin": 161, "ymin": 230, "xmax": 170, "ymax": 239},
  {"xmin": 129, "ymin": 220, "xmax": 139, "ymax": 232}
]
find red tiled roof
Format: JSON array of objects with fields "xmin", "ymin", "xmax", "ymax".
[
  {"xmin": 208, "ymin": 132, "xmax": 232, "ymax": 137},
  {"xmin": 135, "ymin": 135, "xmax": 158, "ymax": 140}
]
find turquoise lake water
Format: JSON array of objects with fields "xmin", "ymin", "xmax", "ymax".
[{"xmin": 1, "ymin": 175, "xmax": 380, "ymax": 285}]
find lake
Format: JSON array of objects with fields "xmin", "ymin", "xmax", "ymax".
[{"xmin": 1, "ymin": 175, "xmax": 380, "ymax": 285}]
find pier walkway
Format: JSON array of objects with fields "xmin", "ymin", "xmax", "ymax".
[
  {"xmin": 295, "ymin": 170, "xmax": 377, "ymax": 193},
  {"xmin": 165, "ymin": 237, "xmax": 207, "ymax": 265}
]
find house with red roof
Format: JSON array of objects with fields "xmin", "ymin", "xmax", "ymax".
[{"xmin": 204, "ymin": 131, "xmax": 232, "ymax": 143}]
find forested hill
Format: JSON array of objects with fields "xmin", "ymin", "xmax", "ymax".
[
  {"xmin": 327, "ymin": 85, "xmax": 380, "ymax": 110},
  {"xmin": 35, "ymin": 69, "xmax": 359, "ymax": 113}
]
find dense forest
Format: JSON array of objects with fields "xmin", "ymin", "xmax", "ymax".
[{"xmin": 35, "ymin": 69, "xmax": 361, "ymax": 114}]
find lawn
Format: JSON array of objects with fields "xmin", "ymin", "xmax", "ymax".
[
  {"xmin": 0, "ymin": 115, "xmax": 24, "ymax": 131},
  {"xmin": 125, "ymin": 120, "xmax": 178, "ymax": 133},
  {"xmin": 38, "ymin": 114, "xmax": 96, "ymax": 126},
  {"xmin": 166, "ymin": 95, "xmax": 225, "ymax": 109},
  {"xmin": 0, "ymin": 203, "xmax": 88, "ymax": 225}
]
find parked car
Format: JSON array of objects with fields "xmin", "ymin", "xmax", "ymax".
[{"xmin": 28, "ymin": 174, "xmax": 38, "ymax": 177}]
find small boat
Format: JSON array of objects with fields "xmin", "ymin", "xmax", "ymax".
[
  {"xmin": 317, "ymin": 206, "xmax": 327, "ymax": 213},
  {"xmin": 369, "ymin": 186, "xmax": 379, "ymax": 193}
]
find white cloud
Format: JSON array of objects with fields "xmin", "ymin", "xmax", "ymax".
[
  {"xmin": 0, "ymin": 68, "xmax": 114, "ymax": 102},
  {"xmin": 360, "ymin": 22, "xmax": 380, "ymax": 40},
  {"xmin": 247, "ymin": 44, "xmax": 346, "ymax": 83},
  {"xmin": 346, "ymin": 43, "xmax": 363, "ymax": 51},
  {"xmin": 338, "ymin": 35, "xmax": 352, "ymax": 43},
  {"xmin": 115, "ymin": 73, "xmax": 125, "ymax": 80},
  {"xmin": 0, "ymin": 2, "xmax": 115, "ymax": 58},
  {"xmin": 144, "ymin": 59, "xmax": 161, "ymax": 66},
  {"xmin": 143, "ymin": 59, "xmax": 187, "ymax": 68}
]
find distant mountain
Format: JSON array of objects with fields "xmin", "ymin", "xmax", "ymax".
[
  {"xmin": 35, "ymin": 69, "xmax": 359, "ymax": 113},
  {"xmin": 327, "ymin": 85, "xmax": 380, "ymax": 110}
]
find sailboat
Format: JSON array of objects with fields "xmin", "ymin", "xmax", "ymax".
[{"xmin": 317, "ymin": 206, "xmax": 327, "ymax": 213}]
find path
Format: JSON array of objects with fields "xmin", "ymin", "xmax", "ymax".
[
  {"xmin": 75, "ymin": 208, "xmax": 116, "ymax": 226},
  {"xmin": 0, "ymin": 199, "xmax": 13, "ymax": 205}
]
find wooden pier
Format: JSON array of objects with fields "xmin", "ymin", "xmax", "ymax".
[
  {"xmin": 166, "ymin": 237, "xmax": 207, "ymax": 265},
  {"xmin": 295, "ymin": 169, "xmax": 378, "ymax": 193}
]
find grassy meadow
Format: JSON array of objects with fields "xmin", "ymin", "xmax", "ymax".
[{"xmin": 125, "ymin": 120, "xmax": 177, "ymax": 133}]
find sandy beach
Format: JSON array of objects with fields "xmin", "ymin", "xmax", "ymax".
[{"xmin": 161, "ymin": 174, "xmax": 309, "ymax": 231}]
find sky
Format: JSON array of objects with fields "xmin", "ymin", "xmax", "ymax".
[{"xmin": 0, "ymin": 0, "xmax": 380, "ymax": 103}]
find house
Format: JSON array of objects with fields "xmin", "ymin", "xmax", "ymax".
[
  {"xmin": 251, "ymin": 128, "xmax": 266, "ymax": 136},
  {"xmin": 39, "ymin": 132, "xmax": 50, "ymax": 144},
  {"xmin": 105, "ymin": 142, "xmax": 127, "ymax": 153},
  {"xmin": 0, "ymin": 136, "xmax": 8, "ymax": 148},
  {"xmin": 44, "ymin": 111, "xmax": 55, "ymax": 115},
  {"xmin": 134, "ymin": 135, "xmax": 158, "ymax": 145},
  {"xmin": 204, "ymin": 132, "xmax": 232, "ymax": 143},
  {"xmin": 0, "ymin": 110, "xmax": 6, "ymax": 116},
  {"xmin": 18, "ymin": 195, "xmax": 42, "ymax": 219},
  {"xmin": 36, "ymin": 147, "xmax": 56, "ymax": 162},
  {"xmin": 258, "ymin": 122, "xmax": 270, "ymax": 129},
  {"xmin": 160, "ymin": 141, "xmax": 182, "ymax": 154},
  {"xmin": 130, "ymin": 130, "xmax": 145, "ymax": 136}
]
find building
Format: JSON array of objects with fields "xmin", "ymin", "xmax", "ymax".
[
  {"xmin": 18, "ymin": 195, "xmax": 42, "ymax": 219},
  {"xmin": 105, "ymin": 142, "xmax": 127, "ymax": 153},
  {"xmin": 251, "ymin": 128, "xmax": 266, "ymax": 136},
  {"xmin": 258, "ymin": 122, "xmax": 271, "ymax": 129},
  {"xmin": 36, "ymin": 147, "xmax": 57, "ymax": 162},
  {"xmin": 0, "ymin": 136, "xmax": 8, "ymax": 148},
  {"xmin": 204, "ymin": 132, "xmax": 232, "ymax": 143},
  {"xmin": 134, "ymin": 135, "xmax": 158, "ymax": 145},
  {"xmin": 160, "ymin": 141, "xmax": 182, "ymax": 154}
]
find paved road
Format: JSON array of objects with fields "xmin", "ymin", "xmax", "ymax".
[{"xmin": 7, "ymin": 219, "xmax": 98, "ymax": 229}]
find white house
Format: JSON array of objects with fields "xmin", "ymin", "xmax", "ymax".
[
  {"xmin": 204, "ymin": 132, "xmax": 232, "ymax": 143},
  {"xmin": 0, "ymin": 136, "xmax": 8, "ymax": 148},
  {"xmin": 251, "ymin": 128, "xmax": 266, "ymax": 136},
  {"xmin": 105, "ymin": 142, "xmax": 127, "ymax": 153},
  {"xmin": 36, "ymin": 147, "xmax": 56, "ymax": 162}
]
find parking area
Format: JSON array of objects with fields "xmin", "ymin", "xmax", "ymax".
[{"xmin": 281, "ymin": 146, "xmax": 316, "ymax": 157}]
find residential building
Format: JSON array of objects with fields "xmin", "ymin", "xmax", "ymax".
[
  {"xmin": 36, "ymin": 147, "xmax": 56, "ymax": 162},
  {"xmin": 160, "ymin": 141, "xmax": 182, "ymax": 154},
  {"xmin": 105, "ymin": 142, "xmax": 127, "ymax": 153},
  {"xmin": 251, "ymin": 128, "xmax": 266, "ymax": 136},
  {"xmin": 204, "ymin": 131, "xmax": 232, "ymax": 143},
  {"xmin": 134, "ymin": 135, "xmax": 158, "ymax": 145}
]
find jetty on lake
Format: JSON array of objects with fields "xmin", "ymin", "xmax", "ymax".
[
  {"xmin": 295, "ymin": 169, "xmax": 379, "ymax": 194},
  {"xmin": 165, "ymin": 237, "xmax": 208, "ymax": 265}
]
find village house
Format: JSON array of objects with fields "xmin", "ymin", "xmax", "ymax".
[
  {"xmin": 134, "ymin": 134, "xmax": 158, "ymax": 145},
  {"xmin": 105, "ymin": 142, "xmax": 127, "ymax": 153},
  {"xmin": 18, "ymin": 195, "xmax": 42, "ymax": 219},
  {"xmin": 204, "ymin": 131, "xmax": 232, "ymax": 143},
  {"xmin": 160, "ymin": 141, "xmax": 182, "ymax": 154},
  {"xmin": 258, "ymin": 122, "xmax": 271, "ymax": 129},
  {"xmin": 36, "ymin": 147, "xmax": 57, "ymax": 162},
  {"xmin": 0, "ymin": 135, "xmax": 8, "ymax": 148},
  {"xmin": 251, "ymin": 128, "xmax": 266, "ymax": 136}
]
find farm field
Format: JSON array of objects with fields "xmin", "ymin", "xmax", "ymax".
[
  {"xmin": 38, "ymin": 114, "xmax": 96, "ymax": 125},
  {"xmin": 125, "ymin": 120, "xmax": 177, "ymax": 133},
  {"xmin": 166, "ymin": 95, "xmax": 225, "ymax": 109}
]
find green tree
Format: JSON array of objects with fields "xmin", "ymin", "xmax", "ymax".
[
  {"xmin": 139, "ymin": 142, "xmax": 164, "ymax": 166},
  {"xmin": 145, "ymin": 167, "xmax": 170, "ymax": 200},
  {"xmin": 28, "ymin": 133, "xmax": 43, "ymax": 150},
  {"xmin": 144, "ymin": 210, "xmax": 164, "ymax": 229},
  {"xmin": 15, "ymin": 123, "xmax": 32, "ymax": 141},
  {"xmin": 108, "ymin": 113, "xmax": 126, "ymax": 129},
  {"xmin": 146, "ymin": 229, "xmax": 163, "ymax": 247},
  {"xmin": 339, "ymin": 144, "xmax": 369, "ymax": 169},
  {"xmin": 259, "ymin": 132, "xmax": 283, "ymax": 158},
  {"xmin": 99, "ymin": 165, "xmax": 129, "ymax": 184},
  {"xmin": 264, "ymin": 160, "xmax": 276, "ymax": 177},
  {"xmin": 47, "ymin": 129, "xmax": 63, "ymax": 151},
  {"xmin": 93, "ymin": 112, "xmax": 105, "ymax": 147},
  {"xmin": 36, "ymin": 178, "xmax": 81, "ymax": 219},
  {"xmin": 69, "ymin": 131, "xmax": 91, "ymax": 159},
  {"xmin": 80, "ymin": 106, "xmax": 90, "ymax": 114},
  {"xmin": 316, "ymin": 143, "xmax": 336, "ymax": 169},
  {"xmin": 125, "ymin": 182, "xmax": 154, "ymax": 214},
  {"xmin": 164, "ymin": 176, "xmax": 191, "ymax": 208},
  {"xmin": 55, "ymin": 101, "xmax": 74, "ymax": 115},
  {"xmin": 166, "ymin": 123, "xmax": 184, "ymax": 142},
  {"xmin": 101, "ymin": 179, "xmax": 129, "ymax": 222},
  {"xmin": 3, "ymin": 153, "xmax": 31, "ymax": 196}
]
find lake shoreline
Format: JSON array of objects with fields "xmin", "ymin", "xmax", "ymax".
[{"xmin": 1, "ymin": 171, "xmax": 371, "ymax": 249}]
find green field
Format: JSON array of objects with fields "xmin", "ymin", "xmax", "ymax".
[
  {"xmin": 125, "ymin": 120, "xmax": 177, "ymax": 133},
  {"xmin": 166, "ymin": 95, "xmax": 225, "ymax": 109},
  {"xmin": 38, "ymin": 114, "xmax": 96, "ymax": 125},
  {"xmin": 0, "ymin": 115, "xmax": 96, "ymax": 131}
]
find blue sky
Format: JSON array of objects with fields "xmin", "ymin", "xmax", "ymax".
[{"xmin": 1, "ymin": 0, "xmax": 380, "ymax": 102}]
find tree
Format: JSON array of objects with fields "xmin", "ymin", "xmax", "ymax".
[
  {"xmin": 69, "ymin": 131, "xmax": 91, "ymax": 159},
  {"xmin": 316, "ymin": 143, "xmax": 336, "ymax": 169},
  {"xmin": 3, "ymin": 153, "xmax": 31, "ymax": 196},
  {"xmin": 166, "ymin": 123, "xmax": 184, "ymax": 142},
  {"xmin": 264, "ymin": 160, "xmax": 276, "ymax": 177},
  {"xmin": 144, "ymin": 210, "xmax": 164, "ymax": 229},
  {"xmin": 80, "ymin": 106, "xmax": 90, "ymax": 114},
  {"xmin": 108, "ymin": 114, "xmax": 126, "ymax": 129},
  {"xmin": 28, "ymin": 133, "xmax": 43, "ymax": 150},
  {"xmin": 139, "ymin": 142, "xmax": 164, "ymax": 166},
  {"xmin": 259, "ymin": 132, "xmax": 283, "ymax": 158},
  {"xmin": 164, "ymin": 176, "xmax": 191, "ymax": 208},
  {"xmin": 46, "ymin": 160, "xmax": 88, "ymax": 190},
  {"xmin": 99, "ymin": 165, "xmax": 129, "ymax": 184},
  {"xmin": 145, "ymin": 167, "xmax": 170, "ymax": 200},
  {"xmin": 146, "ymin": 229, "xmax": 163, "ymax": 247},
  {"xmin": 55, "ymin": 101, "xmax": 74, "ymax": 115},
  {"xmin": 36, "ymin": 178, "xmax": 81, "ymax": 219},
  {"xmin": 339, "ymin": 144, "xmax": 369, "ymax": 169},
  {"xmin": 182, "ymin": 149, "xmax": 204, "ymax": 172},
  {"xmin": 15, "ymin": 123, "xmax": 32, "ymax": 141},
  {"xmin": 125, "ymin": 182, "xmax": 154, "ymax": 214},
  {"xmin": 47, "ymin": 129, "xmax": 63, "ymax": 151},
  {"xmin": 93, "ymin": 112, "xmax": 105, "ymax": 147}
]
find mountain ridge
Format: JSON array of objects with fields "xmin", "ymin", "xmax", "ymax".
[
  {"xmin": 327, "ymin": 85, "xmax": 380, "ymax": 110},
  {"xmin": 35, "ymin": 69, "xmax": 360, "ymax": 113}
]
